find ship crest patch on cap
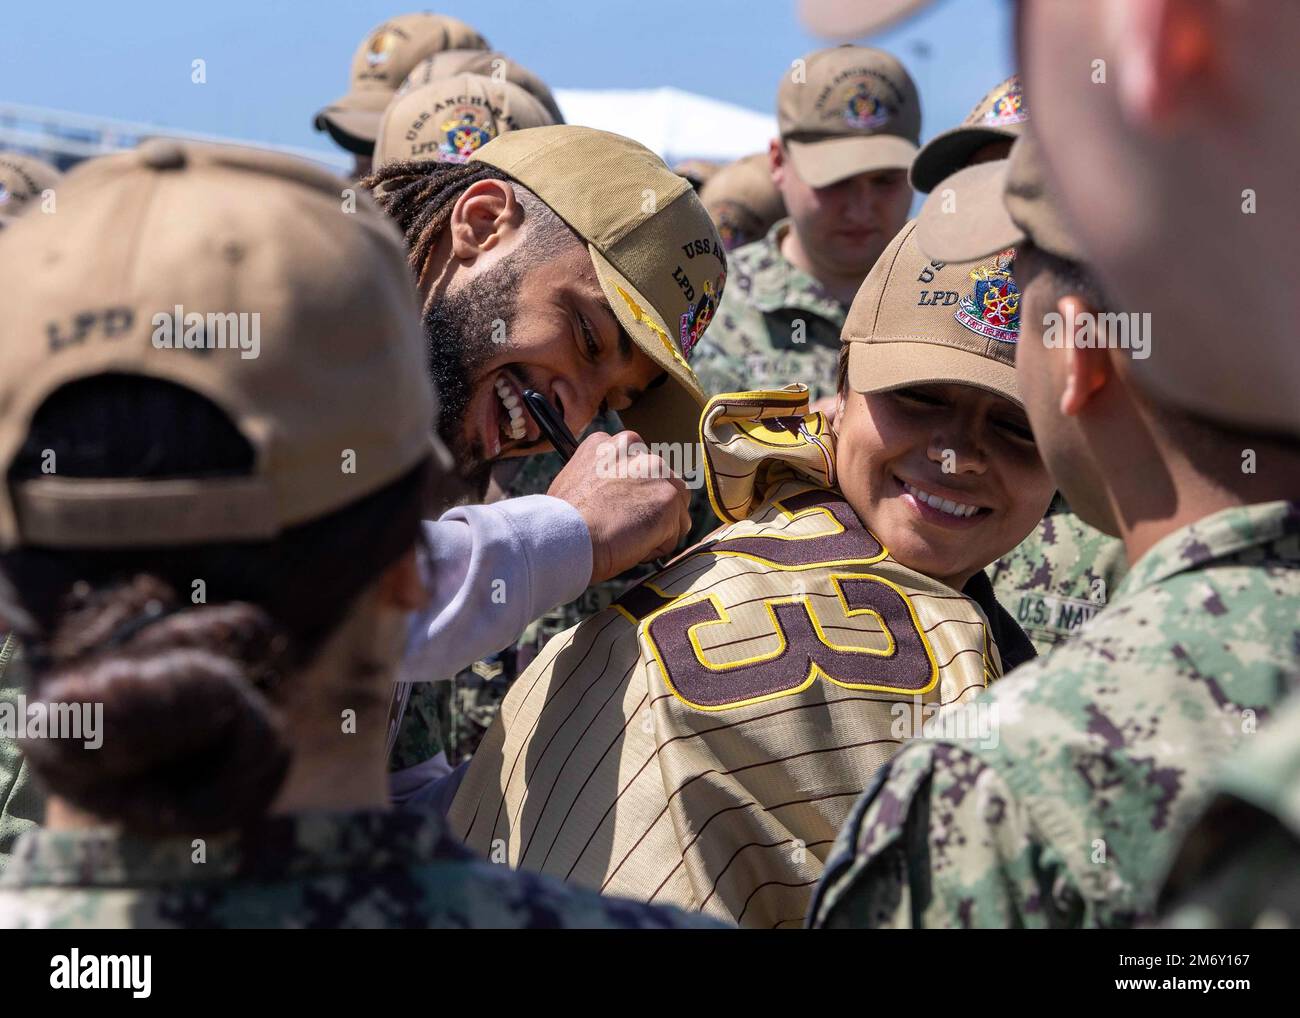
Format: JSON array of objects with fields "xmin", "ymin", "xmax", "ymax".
[
  {"xmin": 954, "ymin": 251, "xmax": 1020, "ymax": 343},
  {"xmin": 984, "ymin": 81, "xmax": 1027, "ymax": 127},
  {"xmin": 367, "ymin": 30, "xmax": 400, "ymax": 67},
  {"xmin": 843, "ymin": 81, "xmax": 892, "ymax": 130},
  {"xmin": 679, "ymin": 272, "xmax": 726, "ymax": 359},
  {"xmin": 439, "ymin": 110, "xmax": 496, "ymax": 162}
]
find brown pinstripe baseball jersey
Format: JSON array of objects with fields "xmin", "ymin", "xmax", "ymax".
[{"xmin": 449, "ymin": 387, "xmax": 1004, "ymax": 928}]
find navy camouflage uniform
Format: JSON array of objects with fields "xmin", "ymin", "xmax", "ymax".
[
  {"xmin": 1159, "ymin": 689, "xmax": 1300, "ymax": 929},
  {"xmin": 0, "ymin": 807, "xmax": 721, "ymax": 928},
  {"xmin": 811, "ymin": 501, "xmax": 1300, "ymax": 928},
  {"xmin": 987, "ymin": 495, "xmax": 1129, "ymax": 655},
  {"xmin": 689, "ymin": 220, "xmax": 845, "ymax": 401}
]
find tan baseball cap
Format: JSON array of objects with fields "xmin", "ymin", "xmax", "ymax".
[
  {"xmin": 916, "ymin": 131, "xmax": 1084, "ymax": 265},
  {"xmin": 844, "ymin": 220, "xmax": 1022, "ymax": 405},
  {"xmin": 0, "ymin": 153, "xmax": 62, "ymax": 225},
  {"xmin": 472, "ymin": 126, "xmax": 727, "ymax": 447},
  {"xmin": 799, "ymin": 0, "xmax": 934, "ymax": 38},
  {"xmin": 699, "ymin": 153, "xmax": 787, "ymax": 251},
  {"xmin": 374, "ymin": 73, "xmax": 555, "ymax": 170},
  {"xmin": 778, "ymin": 46, "xmax": 920, "ymax": 188},
  {"xmin": 314, "ymin": 13, "xmax": 490, "ymax": 154},
  {"xmin": 0, "ymin": 140, "xmax": 447, "ymax": 550},
  {"xmin": 910, "ymin": 75, "xmax": 1028, "ymax": 193},
  {"xmin": 399, "ymin": 49, "xmax": 565, "ymax": 125}
]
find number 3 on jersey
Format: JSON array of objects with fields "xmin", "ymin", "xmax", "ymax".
[{"xmin": 642, "ymin": 573, "xmax": 938, "ymax": 711}]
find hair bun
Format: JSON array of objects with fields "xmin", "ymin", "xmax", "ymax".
[{"xmin": 25, "ymin": 593, "xmax": 292, "ymax": 835}]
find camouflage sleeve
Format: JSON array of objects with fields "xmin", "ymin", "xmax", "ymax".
[
  {"xmin": 810, "ymin": 741, "xmax": 1082, "ymax": 928},
  {"xmin": 688, "ymin": 331, "xmax": 748, "ymax": 397},
  {"xmin": 0, "ymin": 637, "xmax": 42, "ymax": 869}
]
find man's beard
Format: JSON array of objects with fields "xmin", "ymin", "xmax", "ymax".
[{"xmin": 423, "ymin": 256, "xmax": 526, "ymax": 499}]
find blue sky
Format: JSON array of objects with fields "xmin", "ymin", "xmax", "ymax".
[{"xmin": 0, "ymin": 0, "xmax": 1011, "ymax": 156}]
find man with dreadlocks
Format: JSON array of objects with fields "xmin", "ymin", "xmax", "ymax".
[
  {"xmin": 367, "ymin": 126, "xmax": 729, "ymax": 801},
  {"xmin": 368, "ymin": 73, "xmax": 567, "ymax": 772}
]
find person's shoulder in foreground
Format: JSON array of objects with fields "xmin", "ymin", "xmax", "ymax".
[
  {"xmin": 0, "ymin": 807, "xmax": 719, "ymax": 929},
  {"xmin": 810, "ymin": 500, "xmax": 1300, "ymax": 928},
  {"xmin": 1158, "ymin": 688, "xmax": 1300, "ymax": 930}
]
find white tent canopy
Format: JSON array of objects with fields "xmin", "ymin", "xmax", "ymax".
[{"xmin": 555, "ymin": 87, "xmax": 777, "ymax": 164}]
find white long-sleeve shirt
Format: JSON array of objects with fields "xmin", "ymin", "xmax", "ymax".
[
  {"xmin": 399, "ymin": 494, "xmax": 593, "ymax": 685},
  {"xmin": 389, "ymin": 494, "xmax": 593, "ymax": 806}
]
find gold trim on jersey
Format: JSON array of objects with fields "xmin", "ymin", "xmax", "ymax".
[{"xmin": 629, "ymin": 564, "xmax": 943, "ymax": 712}]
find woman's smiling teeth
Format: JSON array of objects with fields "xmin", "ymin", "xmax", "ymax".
[
  {"xmin": 495, "ymin": 374, "xmax": 526, "ymax": 441},
  {"xmin": 901, "ymin": 480, "xmax": 982, "ymax": 518}
]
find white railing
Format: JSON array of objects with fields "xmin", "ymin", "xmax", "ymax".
[{"xmin": 0, "ymin": 101, "xmax": 351, "ymax": 172}]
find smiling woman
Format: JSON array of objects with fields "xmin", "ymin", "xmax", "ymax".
[
  {"xmin": 835, "ymin": 219, "xmax": 1055, "ymax": 592},
  {"xmin": 836, "ymin": 382, "xmax": 1050, "ymax": 591}
]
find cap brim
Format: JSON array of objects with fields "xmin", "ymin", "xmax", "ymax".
[
  {"xmin": 785, "ymin": 134, "xmax": 918, "ymax": 189},
  {"xmin": 847, "ymin": 339, "xmax": 1021, "ymax": 406},
  {"xmin": 915, "ymin": 158, "xmax": 1023, "ymax": 263},
  {"xmin": 588, "ymin": 245, "xmax": 706, "ymax": 448},
  {"xmin": 799, "ymin": 0, "xmax": 933, "ymax": 38},
  {"xmin": 909, "ymin": 124, "xmax": 1021, "ymax": 194},
  {"xmin": 313, "ymin": 90, "xmax": 393, "ymax": 151}
]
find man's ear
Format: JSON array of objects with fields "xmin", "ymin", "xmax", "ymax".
[
  {"xmin": 448, "ymin": 178, "xmax": 524, "ymax": 261},
  {"xmin": 376, "ymin": 547, "xmax": 426, "ymax": 613},
  {"xmin": 768, "ymin": 138, "xmax": 786, "ymax": 188},
  {"xmin": 1115, "ymin": 0, "xmax": 1218, "ymax": 127},
  {"xmin": 1057, "ymin": 295, "xmax": 1110, "ymax": 417}
]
